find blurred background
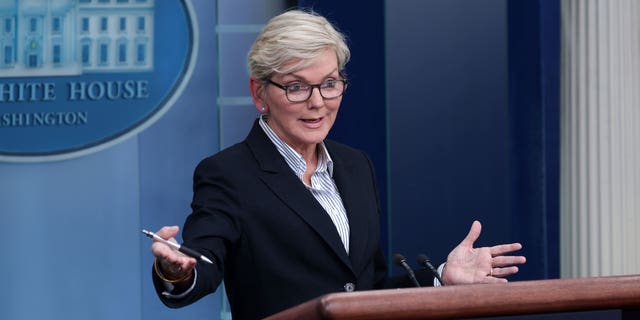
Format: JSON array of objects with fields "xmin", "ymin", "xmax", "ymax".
[{"xmin": 1, "ymin": 0, "xmax": 638, "ymax": 319}]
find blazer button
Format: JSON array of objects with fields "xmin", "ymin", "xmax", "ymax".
[{"xmin": 344, "ymin": 282, "xmax": 355, "ymax": 292}]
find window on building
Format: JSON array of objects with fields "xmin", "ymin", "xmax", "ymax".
[
  {"xmin": 136, "ymin": 43, "xmax": 146, "ymax": 64},
  {"xmin": 4, "ymin": 18, "xmax": 11, "ymax": 33},
  {"xmin": 82, "ymin": 43, "xmax": 91, "ymax": 65},
  {"xmin": 101, "ymin": 17, "xmax": 108, "ymax": 32},
  {"xmin": 4, "ymin": 46, "xmax": 12, "ymax": 65},
  {"xmin": 119, "ymin": 17, "xmax": 126, "ymax": 31},
  {"xmin": 53, "ymin": 44, "xmax": 61, "ymax": 64},
  {"xmin": 137, "ymin": 17, "xmax": 145, "ymax": 32},
  {"xmin": 98, "ymin": 0, "xmax": 110, "ymax": 3},
  {"xmin": 52, "ymin": 17, "xmax": 61, "ymax": 33},
  {"xmin": 117, "ymin": 0, "xmax": 129, "ymax": 3},
  {"xmin": 118, "ymin": 42, "xmax": 127, "ymax": 64},
  {"xmin": 29, "ymin": 18, "xmax": 37, "ymax": 33},
  {"xmin": 82, "ymin": 18, "xmax": 89, "ymax": 32},
  {"xmin": 28, "ymin": 54, "xmax": 38, "ymax": 68},
  {"xmin": 100, "ymin": 43, "xmax": 109, "ymax": 65}
]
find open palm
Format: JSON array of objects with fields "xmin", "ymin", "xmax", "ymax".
[{"xmin": 442, "ymin": 221, "xmax": 526, "ymax": 285}]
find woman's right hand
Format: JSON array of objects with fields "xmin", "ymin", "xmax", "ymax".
[{"xmin": 151, "ymin": 226, "xmax": 197, "ymax": 281}]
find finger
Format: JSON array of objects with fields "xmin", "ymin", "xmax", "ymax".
[
  {"xmin": 156, "ymin": 248, "xmax": 197, "ymax": 269},
  {"xmin": 156, "ymin": 225, "xmax": 180, "ymax": 239},
  {"xmin": 160, "ymin": 258, "xmax": 183, "ymax": 273},
  {"xmin": 491, "ymin": 255, "xmax": 527, "ymax": 267},
  {"xmin": 484, "ymin": 276, "xmax": 509, "ymax": 284},
  {"xmin": 151, "ymin": 226, "xmax": 182, "ymax": 255},
  {"xmin": 167, "ymin": 255, "xmax": 197, "ymax": 271},
  {"xmin": 152, "ymin": 243, "xmax": 196, "ymax": 264},
  {"xmin": 490, "ymin": 242, "xmax": 523, "ymax": 256},
  {"xmin": 151, "ymin": 241, "xmax": 182, "ymax": 260},
  {"xmin": 459, "ymin": 220, "xmax": 482, "ymax": 248},
  {"xmin": 490, "ymin": 266, "xmax": 520, "ymax": 278},
  {"xmin": 151, "ymin": 238, "xmax": 190, "ymax": 262},
  {"xmin": 159, "ymin": 255, "xmax": 197, "ymax": 274},
  {"xmin": 181, "ymin": 257, "xmax": 197, "ymax": 270}
]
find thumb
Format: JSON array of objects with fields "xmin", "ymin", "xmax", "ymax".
[
  {"xmin": 459, "ymin": 220, "xmax": 482, "ymax": 248},
  {"xmin": 156, "ymin": 225, "xmax": 180, "ymax": 240}
]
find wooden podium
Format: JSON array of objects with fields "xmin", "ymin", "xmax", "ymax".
[{"xmin": 266, "ymin": 275, "xmax": 640, "ymax": 319}]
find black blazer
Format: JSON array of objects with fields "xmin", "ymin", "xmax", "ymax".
[{"xmin": 153, "ymin": 120, "xmax": 433, "ymax": 319}]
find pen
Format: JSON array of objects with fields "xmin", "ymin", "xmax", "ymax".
[{"xmin": 142, "ymin": 229, "xmax": 214, "ymax": 264}]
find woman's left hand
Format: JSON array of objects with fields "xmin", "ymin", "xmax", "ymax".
[{"xmin": 441, "ymin": 220, "xmax": 526, "ymax": 285}]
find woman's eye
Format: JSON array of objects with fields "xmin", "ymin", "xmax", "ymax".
[
  {"xmin": 322, "ymin": 80, "xmax": 337, "ymax": 88},
  {"xmin": 288, "ymin": 84, "xmax": 308, "ymax": 92}
]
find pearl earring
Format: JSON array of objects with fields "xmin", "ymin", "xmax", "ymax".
[{"xmin": 261, "ymin": 106, "xmax": 266, "ymax": 112}]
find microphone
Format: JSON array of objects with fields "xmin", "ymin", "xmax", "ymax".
[
  {"xmin": 417, "ymin": 254, "xmax": 444, "ymax": 286},
  {"xmin": 393, "ymin": 253, "xmax": 421, "ymax": 287}
]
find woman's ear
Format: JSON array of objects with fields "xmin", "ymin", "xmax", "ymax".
[{"xmin": 249, "ymin": 77, "xmax": 267, "ymax": 113}]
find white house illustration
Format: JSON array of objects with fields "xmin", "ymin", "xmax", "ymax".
[{"xmin": 0, "ymin": 0, "xmax": 154, "ymax": 78}]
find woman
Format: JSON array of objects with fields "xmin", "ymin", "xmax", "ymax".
[{"xmin": 150, "ymin": 9, "xmax": 525, "ymax": 320}]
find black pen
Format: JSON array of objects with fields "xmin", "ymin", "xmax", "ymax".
[{"xmin": 142, "ymin": 229, "xmax": 214, "ymax": 264}]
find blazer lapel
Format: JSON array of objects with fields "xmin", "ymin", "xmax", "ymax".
[{"xmin": 245, "ymin": 121, "xmax": 353, "ymax": 270}]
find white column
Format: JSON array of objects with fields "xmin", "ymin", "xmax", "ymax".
[{"xmin": 561, "ymin": 0, "xmax": 640, "ymax": 278}]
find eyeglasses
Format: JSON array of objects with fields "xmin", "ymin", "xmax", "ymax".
[{"xmin": 267, "ymin": 79, "xmax": 348, "ymax": 102}]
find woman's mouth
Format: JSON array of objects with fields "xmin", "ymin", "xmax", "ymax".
[{"xmin": 301, "ymin": 117, "xmax": 322, "ymax": 123}]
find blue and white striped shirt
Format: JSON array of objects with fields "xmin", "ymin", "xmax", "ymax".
[{"xmin": 259, "ymin": 116, "xmax": 350, "ymax": 254}]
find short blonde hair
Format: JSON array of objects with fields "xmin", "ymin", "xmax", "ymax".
[{"xmin": 248, "ymin": 10, "xmax": 350, "ymax": 80}]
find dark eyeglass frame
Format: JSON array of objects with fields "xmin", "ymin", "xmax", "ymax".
[{"xmin": 267, "ymin": 79, "xmax": 348, "ymax": 102}]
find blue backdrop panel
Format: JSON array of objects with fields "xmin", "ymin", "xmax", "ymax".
[
  {"xmin": 0, "ymin": 141, "xmax": 142, "ymax": 319},
  {"xmin": 386, "ymin": 0, "xmax": 560, "ymax": 282},
  {"xmin": 386, "ymin": 0, "xmax": 516, "ymax": 276},
  {"xmin": 507, "ymin": 0, "xmax": 560, "ymax": 280},
  {"xmin": 139, "ymin": 1, "xmax": 221, "ymax": 319}
]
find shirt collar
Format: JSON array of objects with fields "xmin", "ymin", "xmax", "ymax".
[{"xmin": 258, "ymin": 115, "xmax": 334, "ymax": 177}]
